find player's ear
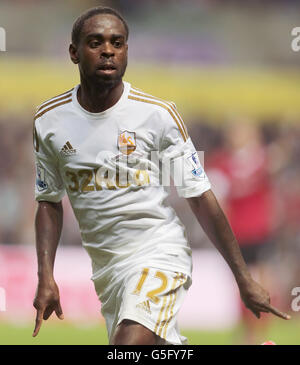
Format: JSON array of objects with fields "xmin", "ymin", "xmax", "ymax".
[{"xmin": 69, "ymin": 43, "xmax": 79, "ymax": 64}]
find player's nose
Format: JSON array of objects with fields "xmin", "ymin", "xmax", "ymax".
[{"xmin": 101, "ymin": 42, "xmax": 115, "ymax": 58}]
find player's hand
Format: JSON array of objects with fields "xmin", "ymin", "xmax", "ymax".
[
  {"xmin": 238, "ymin": 278, "xmax": 291, "ymax": 320},
  {"xmin": 32, "ymin": 279, "xmax": 64, "ymax": 337}
]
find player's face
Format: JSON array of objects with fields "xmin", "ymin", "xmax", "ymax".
[{"xmin": 71, "ymin": 14, "xmax": 128, "ymax": 86}]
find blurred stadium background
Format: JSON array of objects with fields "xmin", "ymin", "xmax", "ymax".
[{"xmin": 0, "ymin": 0, "xmax": 299, "ymax": 345}]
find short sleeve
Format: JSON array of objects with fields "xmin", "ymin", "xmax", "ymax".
[
  {"xmin": 33, "ymin": 119, "xmax": 65, "ymax": 203},
  {"xmin": 159, "ymin": 106, "xmax": 211, "ymax": 198}
]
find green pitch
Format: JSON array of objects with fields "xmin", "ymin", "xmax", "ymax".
[{"xmin": 0, "ymin": 317, "xmax": 299, "ymax": 345}]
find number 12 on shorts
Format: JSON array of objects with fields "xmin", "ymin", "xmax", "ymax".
[{"xmin": 132, "ymin": 268, "xmax": 168, "ymax": 304}]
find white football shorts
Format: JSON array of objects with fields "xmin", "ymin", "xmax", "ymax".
[{"xmin": 95, "ymin": 266, "xmax": 192, "ymax": 345}]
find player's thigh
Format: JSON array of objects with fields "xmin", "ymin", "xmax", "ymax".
[
  {"xmin": 112, "ymin": 267, "xmax": 191, "ymax": 345},
  {"xmin": 112, "ymin": 319, "xmax": 158, "ymax": 345}
]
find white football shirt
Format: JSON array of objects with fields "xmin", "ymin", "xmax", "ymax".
[{"xmin": 34, "ymin": 81, "xmax": 211, "ymax": 297}]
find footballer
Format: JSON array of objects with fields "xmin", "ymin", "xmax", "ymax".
[{"xmin": 32, "ymin": 7, "xmax": 290, "ymax": 345}]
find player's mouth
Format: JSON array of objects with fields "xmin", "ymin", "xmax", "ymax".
[{"xmin": 97, "ymin": 64, "xmax": 117, "ymax": 75}]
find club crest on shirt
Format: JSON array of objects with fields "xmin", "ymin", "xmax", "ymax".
[
  {"xmin": 187, "ymin": 152, "xmax": 205, "ymax": 178},
  {"xmin": 36, "ymin": 164, "xmax": 48, "ymax": 191},
  {"xmin": 118, "ymin": 130, "xmax": 136, "ymax": 155}
]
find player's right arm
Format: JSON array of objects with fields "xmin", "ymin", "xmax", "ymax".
[
  {"xmin": 33, "ymin": 201, "xmax": 64, "ymax": 337},
  {"xmin": 32, "ymin": 114, "xmax": 66, "ymax": 336}
]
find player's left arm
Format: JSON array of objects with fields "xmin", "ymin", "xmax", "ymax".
[
  {"xmin": 158, "ymin": 104, "xmax": 290, "ymax": 320},
  {"xmin": 187, "ymin": 189, "xmax": 291, "ymax": 320}
]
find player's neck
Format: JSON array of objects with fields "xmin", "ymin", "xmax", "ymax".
[{"xmin": 77, "ymin": 80, "xmax": 124, "ymax": 113}]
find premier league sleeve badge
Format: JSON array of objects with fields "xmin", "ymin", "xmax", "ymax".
[
  {"xmin": 187, "ymin": 152, "xmax": 205, "ymax": 178},
  {"xmin": 36, "ymin": 164, "xmax": 48, "ymax": 191}
]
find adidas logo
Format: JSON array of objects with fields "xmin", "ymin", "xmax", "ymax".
[
  {"xmin": 60, "ymin": 141, "xmax": 76, "ymax": 156},
  {"xmin": 136, "ymin": 300, "xmax": 151, "ymax": 314}
]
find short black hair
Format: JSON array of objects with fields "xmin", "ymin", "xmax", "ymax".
[{"xmin": 71, "ymin": 6, "xmax": 129, "ymax": 46}]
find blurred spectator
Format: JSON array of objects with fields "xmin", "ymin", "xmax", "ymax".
[
  {"xmin": 263, "ymin": 122, "xmax": 300, "ymax": 314},
  {"xmin": 204, "ymin": 120, "xmax": 274, "ymax": 343}
]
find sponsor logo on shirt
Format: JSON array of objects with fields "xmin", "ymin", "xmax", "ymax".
[
  {"xmin": 118, "ymin": 130, "xmax": 136, "ymax": 155},
  {"xmin": 36, "ymin": 165, "xmax": 48, "ymax": 191}
]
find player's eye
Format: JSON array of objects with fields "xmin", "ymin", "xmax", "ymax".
[
  {"xmin": 89, "ymin": 40, "xmax": 100, "ymax": 48},
  {"xmin": 114, "ymin": 40, "xmax": 123, "ymax": 48}
]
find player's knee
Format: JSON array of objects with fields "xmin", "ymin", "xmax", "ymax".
[{"xmin": 111, "ymin": 319, "xmax": 157, "ymax": 345}]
